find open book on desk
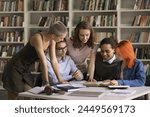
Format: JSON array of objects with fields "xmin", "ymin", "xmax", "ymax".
[
  {"xmin": 107, "ymin": 89, "xmax": 136, "ymax": 96},
  {"xmin": 28, "ymin": 86, "xmax": 45, "ymax": 94},
  {"xmin": 83, "ymin": 81, "xmax": 110, "ymax": 87}
]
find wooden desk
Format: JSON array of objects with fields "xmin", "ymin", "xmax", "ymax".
[{"xmin": 18, "ymin": 86, "xmax": 150, "ymax": 100}]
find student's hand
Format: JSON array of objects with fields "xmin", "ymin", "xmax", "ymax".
[
  {"xmin": 103, "ymin": 80, "xmax": 111, "ymax": 82},
  {"xmin": 88, "ymin": 78, "xmax": 97, "ymax": 82},
  {"xmin": 42, "ymin": 80, "xmax": 50, "ymax": 86},
  {"xmin": 59, "ymin": 80, "xmax": 68, "ymax": 84},
  {"xmin": 110, "ymin": 80, "xmax": 118, "ymax": 86},
  {"xmin": 72, "ymin": 70, "xmax": 80, "ymax": 80}
]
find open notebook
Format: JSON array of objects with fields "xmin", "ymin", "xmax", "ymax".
[
  {"xmin": 107, "ymin": 89, "xmax": 136, "ymax": 96},
  {"xmin": 83, "ymin": 81, "xmax": 110, "ymax": 87},
  {"xmin": 28, "ymin": 86, "xmax": 45, "ymax": 94}
]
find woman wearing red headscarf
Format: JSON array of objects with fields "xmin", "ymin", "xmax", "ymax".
[{"xmin": 110, "ymin": 40, "xmax": 146, "ymax": 87}]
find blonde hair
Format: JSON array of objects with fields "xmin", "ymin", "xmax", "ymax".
[{"xmin": 48, "ymin": 21, "xmax": 67, "ymax": 36}]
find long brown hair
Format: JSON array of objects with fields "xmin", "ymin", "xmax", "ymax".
[
  {"xmin": 116, "ymin": 40, "xmax": 135, "ymax": 68},
  {"xmin": 72, "ymin": 21, "xmax": 94, "ymax": 48}
]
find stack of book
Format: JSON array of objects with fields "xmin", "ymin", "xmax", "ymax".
[{"xmin": 56, "ymin": 84, "xmax": 81, "ymax": 92}]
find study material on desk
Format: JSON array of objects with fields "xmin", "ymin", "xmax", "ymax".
[
  {"xmin": 69, "ymin": 80, "xmax": 87, "ymax": 88},
  {"xmin": 108, "ymin": 85, "xmax": 130, "ymax": 89},
  {"xmin": 19, "ymin": 86, "xmax": 150, "ymax": 100},
  {"xmin": 68, "ymin": 91, "xmax": 103, "ymax": 97},
  {"xmin": 56, "ymin": 83, "xmax": 81, "ymax": 92},
  {"xmin": 28, "ymin": 86, "xmax": 45, "ymax": 94},
  {"xmin": 107, "ymin": 89, "xmax": 136, "ymax": 97},
  {"xmin": 83, "ymin": 81, "xmax": 110, "ymax": 87}
]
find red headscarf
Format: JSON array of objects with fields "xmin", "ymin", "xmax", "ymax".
[{"xmin": 116, "ymin": 40, "xmax": 135, "ymax": 68}]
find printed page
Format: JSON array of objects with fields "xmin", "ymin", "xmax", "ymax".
[{"xmin": 28, "ymin": 86, "xmax": 45, "ymax": 94}]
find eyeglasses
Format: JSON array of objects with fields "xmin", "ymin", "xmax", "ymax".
[{"xmin": 56, "ymin": 45, "xmax": 67, "ymax": 50}]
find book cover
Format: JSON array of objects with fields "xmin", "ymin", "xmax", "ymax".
[
  {"xmin": 140, "ymin": 15, "xmax": 149, "ymax": 26},
  {"xmin": 56, "ymin": 85, "xmax": 80, "ymax": 92}
]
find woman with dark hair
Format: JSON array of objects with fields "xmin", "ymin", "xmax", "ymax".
[
  {"xmin": 110, "ymin": 40, "xmax": 146, "ymax": 86},
  {"xmin": 2, "ymin": 21, "xmax": 67, "ymax": 99},
  {"xmin": 66, "ymin": 21, "xmax": 96, "ymax": 79}
]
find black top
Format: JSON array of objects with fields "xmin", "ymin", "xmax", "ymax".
[
  {"xmin": 2, "ymin": 33, "xmax": 46, "ymax": 93},
  {"xmin": 10, "ymin": 42, "xmax": 39, "ymax": 71},
  {"xmin": 94, "ymin": 52, "xmax": 117, "ymax": 81}
]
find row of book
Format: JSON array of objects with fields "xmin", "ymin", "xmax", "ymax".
[
  {"xmin": 135, "ymin": 48, "xmax": 150, "ymax": 59},
  {"xmin": 134, "ymin": 0, "xmax": 150, "ymax": 9},
  {"xmin": 0, "ymin": 31, "xmax": 24, "ymax": 42},
  {"xmin": 0, "ymin": 60, "xmax": 8, "ymax": 73},
  {"xmin": 0, "ymin": 15, "xmax": 24, "ymax": 27},
  {"xmin": 94, "ymin": 32, "xmax": 117, "ymax": 43},
  {"xmin": 0, "ymin": 45, "xmax": 24, "ymax": 57},
  {"xmin": 38, "ymin": 15, "xmax": 69, "ymax": 27},
  {"xmin": 78, "ymin": 14, "xmax": 117, "ymax": 27},
  {"xmin": 129, "ymin": 32, "xmax": 150, "ymax": 43},
  {"xmin": 80, "ymin": 0, "xmax": 117, "ymax": 10},
  {"xmin": 0, "ymin": 0, "xmax": 24, "ymax": 11},
  {"xmin": 132, "ymin": 15, "xmax": 150, "ymax": 26},
  {"xmin": 32, "ymin": 0, "xmax": 68, "ymax": 11},
  {"xmin": 144, "ymin": 63, "xmax": 150, "ymax": 76}
]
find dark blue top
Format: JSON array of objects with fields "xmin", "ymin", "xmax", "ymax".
[{"xmin": 116, "ymin": 59, "xmax": 146, "ymax": 87}]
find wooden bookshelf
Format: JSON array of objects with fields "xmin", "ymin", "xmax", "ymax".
[
  {"xmin": 120, "ymin": 0, "xmax": 150, "ymax": 65},
  {"xmin": 0, "ymin": 0, "xmax": 25, "ymax": 73}
]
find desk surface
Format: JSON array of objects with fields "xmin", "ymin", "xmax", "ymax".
[{"xmin": 19, "ymin": 86, "xmax": 150, "ymax": 100}]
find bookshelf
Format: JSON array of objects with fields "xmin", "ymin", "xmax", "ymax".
[
  {"xmin": 71, "ymin": 0, "xmax": 118, "ymax": 42},
  {"xmin": 26, "ymin": 0, "xmax": 69, "ymax": 39},
  {"xmin": 0, "ymin": 0, "xmax": 150, "ymax": 77},
  {"xmin": 0, "ymin": 0, "xmax": 24, "ymax": 76},
  {"xmin": 120, "ymin": 0, "xmax": 150, "ymax": 65}
]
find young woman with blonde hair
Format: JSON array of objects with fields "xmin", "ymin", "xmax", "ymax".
[{"xmin": 2, "ymin": 21, "xmax": 67, "ymax": 99}]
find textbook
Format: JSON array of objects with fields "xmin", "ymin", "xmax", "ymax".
[
  {"xmin": 56, "ymin": 84, "xmax": 80, "ymax": 92},
  {"xmin": 83, "ymin": 81, "xmax": 110, "ymax": 87}
]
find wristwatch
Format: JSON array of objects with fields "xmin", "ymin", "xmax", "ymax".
[{"xmin": 42, "ymin": 80, "xmax": 49, "ymax": 85}]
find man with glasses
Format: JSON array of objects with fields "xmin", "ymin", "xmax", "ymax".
[{"xmin": 46, "ymin": 40, "xmax": 83, "ymax": 85}]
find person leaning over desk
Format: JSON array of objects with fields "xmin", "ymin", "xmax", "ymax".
[
  {"xmin": 36, "ymin": 40, "xmax": 83, "ymax": 86},
  {"xmin": 110, "ymin": 40, "xmax": 146, "ymax": 86},
  {"xmin": 2, "ymin": 21, "xmax": 68, "ymax": 99},
  {"xmin": 66, "ymin": 21, "xmax": 97, "ymax": 80},
  {"xmin": 89, "ymin": 37, "xmax": 118, "ymax": 82}
]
